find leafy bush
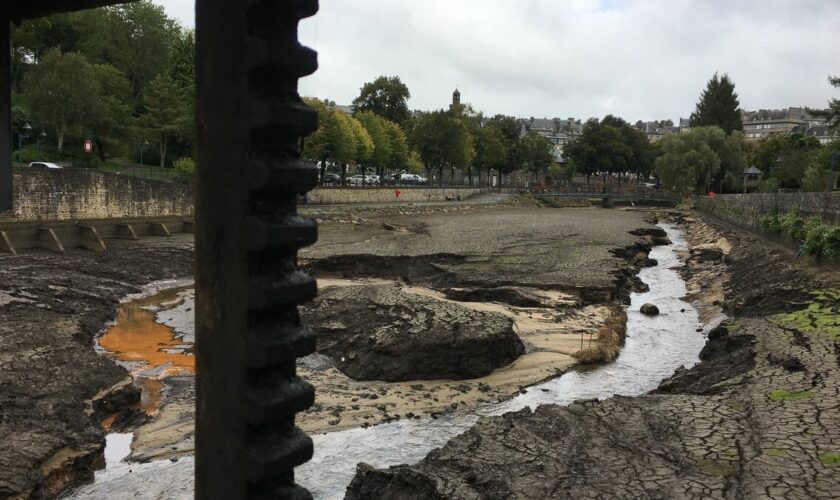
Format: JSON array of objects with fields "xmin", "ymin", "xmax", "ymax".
[
  {"xmin": 824, "ymin": 227, "xmax": 840, "ymax": 259},
  {"xmin": 174, "ymin": 157, "xmax": 196, "ymax": 184},
  {"xmin": 759, "ymin": 213, "xmax": 781, "ymax": 232},
  {"xmin": 779, "ymin": 208, "xmax": 805, "ymax": 239},
  {"xmin": 803, "ymin": 224, "xmax": 828, "ymax": 256}
]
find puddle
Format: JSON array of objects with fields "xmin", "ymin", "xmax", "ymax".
[
  {"xmin": 70, "ymin": 224, "xmax": 715, "ymax": 499},
  {"xmin": 103, "ymin": 433, "xmax": 134, "ymax": 468},
  {"xmin": 94, "ymin": 285, "xmax": 195, "ymax": 471}
]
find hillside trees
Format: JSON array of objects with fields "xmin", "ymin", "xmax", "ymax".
[
  {"xmin": 136, "ymin": 75, "xmax": 191, "ymax": 168},
  {"xmin": 23, "ymin": 49, "xmax": 100, "ymax": 151}
]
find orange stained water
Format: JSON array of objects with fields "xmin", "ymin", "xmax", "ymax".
[{"xmin": 98, "ymin": 293, "xmax": 195, "ymax": 375}]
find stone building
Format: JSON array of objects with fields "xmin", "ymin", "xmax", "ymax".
[
  {"xmin": 520, "ymin": 117, "xmax": 582, "ymax": 162},
  {"xmin": 741, "ymin": 107, "xmax": 829, "ymax": 142},
  {"xmin": 634, "ymin": 120, "xmax": 679, "ymax": 142}
]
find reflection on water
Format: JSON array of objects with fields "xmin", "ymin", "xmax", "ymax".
[{"xmin": 297, "ymin": 223, "xmax": 713, "ymax": 499}]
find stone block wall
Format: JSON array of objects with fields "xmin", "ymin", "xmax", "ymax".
[
  {"xmin": 696, "ymin": 192, "xmax": 840, "ymax": 227},
  {"xmin": 305, "ymin": 187, "xmax": 489, "ymax": 205},
  {"xmin": 0, "ymin": 170, "xmax": 193, "ymax": 223}
]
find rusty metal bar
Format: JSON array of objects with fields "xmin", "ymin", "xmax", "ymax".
[{"xmin": 195, "ymin": 0, "xmax": 319, "ymax": 498}]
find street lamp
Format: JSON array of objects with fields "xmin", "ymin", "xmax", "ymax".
[
  {"xmin": 138, "ymin": 140, "xmax": 149, "ymax": 177},
  {"xmin": 17, "ymin": 123, "xmax": 32, "ymax": 166},
  {"xmin": 36, "ymin": 131, "xmax": 46, "ymax": 158}
]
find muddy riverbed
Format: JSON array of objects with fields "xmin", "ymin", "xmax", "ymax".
[{"xmin": 67, "ymin": 221, "xmax": 712, "ymax": 499}]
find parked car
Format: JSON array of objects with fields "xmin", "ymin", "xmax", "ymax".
[
  {"xmin": 27, "ymin": 162, "xmax": 63, "ymax": 170},
  {"xmin": 400, "ymin": 173, "xmax": 427, "ymax": 185},
  {"xmin": 322, "ymin": 173, "xmax": 342, "ymax": 186}
]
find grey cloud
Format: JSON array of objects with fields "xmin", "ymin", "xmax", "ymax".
[{"xmin": 156, "ymin": 0, "xmax": 840, "ymax": 121}]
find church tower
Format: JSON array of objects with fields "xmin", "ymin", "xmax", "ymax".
[{"xmin": 452, "ymin": 88, "xmax": 461, "ymax": 108}]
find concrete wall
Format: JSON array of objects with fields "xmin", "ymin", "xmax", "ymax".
[
  {"xmin": 305, "ymin": 187, "xmax": 489, "ymax": 205},
  {"xmin": 0, "ymin": 170, "xmax": 193, "ymax": 223},
  {"xmin": 696, "ymin": 192, "xmax": 840, "ymax": 227}
]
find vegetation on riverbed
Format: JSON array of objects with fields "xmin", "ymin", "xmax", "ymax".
[
  {"xmin": 573, "ymin": 305, "xmax": 627, "ymax": 364},
  {"xmin": 767, "ymin": 389, "xmax": 815, "ymax": 402},
  {"xmin": 773, "ymin": 289, "xmax": 840, "ymax": 337}
]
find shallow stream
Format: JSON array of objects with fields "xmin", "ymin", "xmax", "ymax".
[{"xmin": 70, "ymin": 223, "xmax": 713, "ymax": 499}]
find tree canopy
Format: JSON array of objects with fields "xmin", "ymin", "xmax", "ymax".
[
  {"xmin": 809, "ymin": 75, "xmax": 840, "ymax": 133},
  {"xmin": 689, "ymin": 73, "xmax": 743, "ymax": 134},
  {"xmin": 564, "ymin": 115, "xmax": 653, "ymax": 178},
  {"xmin": 352, "ymin": 76, "xmax": 412, "ymax": 127},
  {"xmin": 654, "ymin": 126, "xmax": 746, "ymax": 192}
]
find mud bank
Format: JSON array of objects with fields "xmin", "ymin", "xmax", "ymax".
[
  {"xmin": 347, "ymin": 214, "xmax": 840, "ymax": 499},
  {"xmin": 0, "ymin": 236, "xmax": 193, "ymax": 498}
]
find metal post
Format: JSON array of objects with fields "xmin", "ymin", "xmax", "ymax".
[
  {"xmin": 0, "ymin": 8, "xmax": 11, "ymax": 211},
  {"xmin": 828, "ymin": 151, "xmax": 838, "ymax": 192},
  {"xmin": 195, "ymin": 1, "xmax": 319, "ymax": 498}
]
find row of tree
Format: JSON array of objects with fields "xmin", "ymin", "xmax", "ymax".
[
  {"xmin": 306, "ymin": 75, "xmax": 556, "ymax": 186},
  {"xmin": 11, "ymin": 1, "xmax": 194, "ymax": 167}
]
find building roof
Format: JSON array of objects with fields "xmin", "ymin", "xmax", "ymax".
[
  {"xmin": 744, "ymin": 166, "xmax": 763, "ymax": 175},
  {"xmin": 11, "ymin": 0, "xmax": 135, "ymax": 22}
]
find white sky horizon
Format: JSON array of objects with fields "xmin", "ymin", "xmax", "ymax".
[{"xmin": 152, "ymin": 0, "xmax": 840, "ymax": 123}]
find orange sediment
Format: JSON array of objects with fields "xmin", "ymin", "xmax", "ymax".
[{"xmin": 98, "ymin": 298, "xmax": 195, "ymax": 375}]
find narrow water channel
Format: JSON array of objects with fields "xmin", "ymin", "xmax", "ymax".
[
  {"xmin": 296, "ymin": 223, "xmax": 711, "ymax": 498},
  {"xmin": 70, "ymin": 223, "xmax": 713, "ymax": 499}
]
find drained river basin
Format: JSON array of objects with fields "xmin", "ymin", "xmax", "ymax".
[{"xmin": 67, "ymin": 223, "xmax": 717, "ymax": 499}]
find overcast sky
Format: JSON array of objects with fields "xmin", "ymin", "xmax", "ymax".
[{"xmin": 153, "ymin": 0, "xmax": 840, "ymax": 122}]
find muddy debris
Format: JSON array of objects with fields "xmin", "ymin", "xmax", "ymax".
[{"xmin": 301, "ymin": 284, "xmax": 524, "ymax": 381}]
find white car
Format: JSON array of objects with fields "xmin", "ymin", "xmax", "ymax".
[
  {"xmin": 347, "ymin": 174, "xmax": 379, "ymax": 186},
  {"xmin": 27, "ymin": 162, "xmax": 63, "ymax": 170}
]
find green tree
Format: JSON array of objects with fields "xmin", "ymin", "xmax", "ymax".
[
  {"xmin": 89, "ymin": 63, "xmax": 133, "ymax": 159},
  {"xmin": 136, "ymin": 75, "xmax": 190, "ymax": 168},
  {"xmin": 750, "ymin": 134, "xmax": 822, "ymax": 189},
  {"xmin": 654, "ymin": 126, "xmax": 731, "ymax": 192},
  {"xmin": 564, "ymin": 116, "xmax": 652, "ymax": 185},
  {"xmin": 472, "ymin": 126, "xmax": 506, "ymax": 186},
  {"xmin": 689, "ymin": 72, "xmax": 743, "ymax": 134},
  {"xmin": 169, "ymin": 30, "xmax": 195, "ymax": 89},
  {"xmin": 802, "ymin": 139, "xmax": 840, "ymax": 191},
  {"xmin": 808, "ymin": 75, "xmax": 840, "ymax": 133},
  {"xmin": 345, "ymin": 115, "xmax": 374, "ymax": 181},
  {"xmin": 78, "ymin": 2, "xmax": 179, "ymax": 102},
  {"xmin": 516, "ymin": 131, "xmax": 555, "ymax": 175},
  {"xmin": 383, "ymin": 120, "xmax": 409, "ymax": 173},
  {"xmin": 303, "ymin": 99, "xmax": 356, "ymax": 183},
  {"xmin": 23, "ymin": 49, "xmax": 100, "ymax": 151},
  {"xmin": 412, "ymin": 110, "xmax": 474, "ymax": 185},
  {"xmin": 355, "ymin": 111, "xmax": 392, "ymax": 180},
  {"xmin": 352, "ymin": 76, "xmax": 412, "ymax": 127},
  {"xmin": 485, "ymin": 114, "xmax": 522, "ymax": 174}
]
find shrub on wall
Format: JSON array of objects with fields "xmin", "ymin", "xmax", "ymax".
[{"xmin": 174, "ymin": 157, "xmax": 196, "ymax": 184}]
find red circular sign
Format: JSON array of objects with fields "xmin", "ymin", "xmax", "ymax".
[{"xmin": 83, "ymin": 140, "xmax": 94, "ymax": 154}]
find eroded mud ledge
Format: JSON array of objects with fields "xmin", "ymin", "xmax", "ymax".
[{"xmin": 346, "ymin": 214, "xmax": 840, "ymax": 500}]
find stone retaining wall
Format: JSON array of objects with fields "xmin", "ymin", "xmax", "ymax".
[
  {"xmin": 305, "ymin": 187, "xmax": 489, "ymax": 205},
  {"xmin": 696, "ymin": 192, "xmax": 840, "ymax": 227},
  {"xmin": 0, "ymin": 170, "xmax": 193, "ymax": 223}
]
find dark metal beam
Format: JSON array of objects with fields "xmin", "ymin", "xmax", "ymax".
[
  {"xmin": 1, "ymin": 6, "xmax": 12, "ymax": 211},
  {"xmin": 11, "ymin": 0, "xmax": 136, "ymax": 22},
  {"xmin": 195, "ymin": 0, "xmax": 319, "ymax": 498}
]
